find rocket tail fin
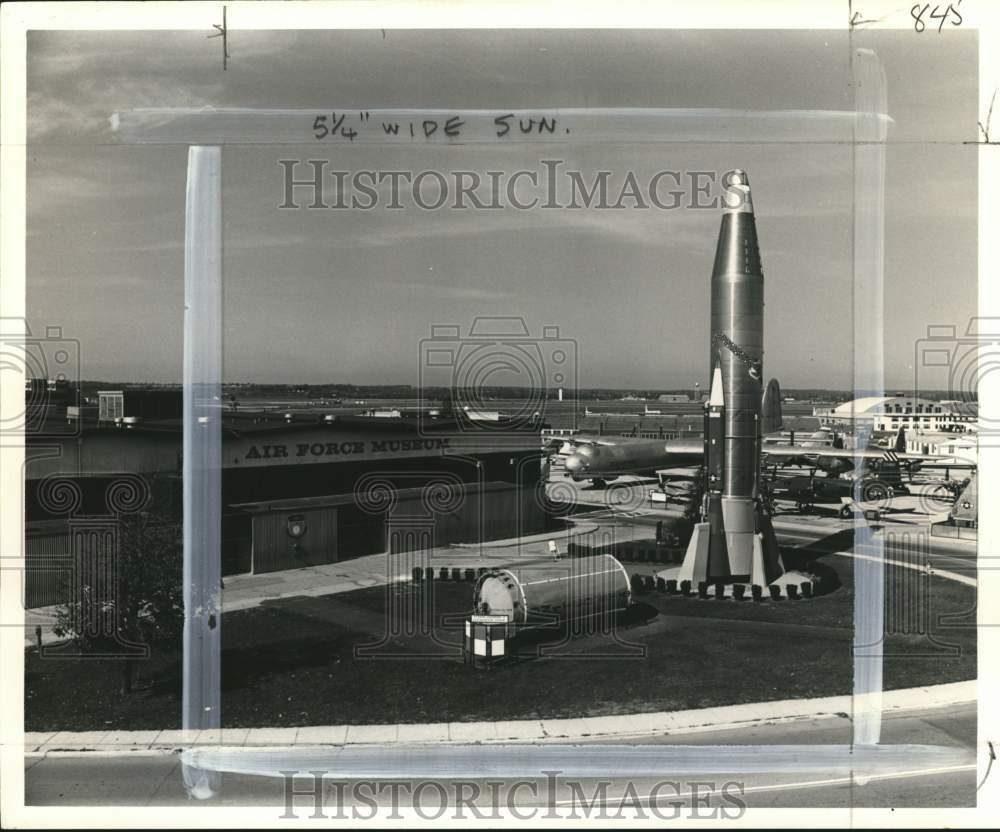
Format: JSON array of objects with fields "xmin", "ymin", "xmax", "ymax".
[{"xmin": 761, "ymin": 378, "xmax": 783, "ymax": 435}]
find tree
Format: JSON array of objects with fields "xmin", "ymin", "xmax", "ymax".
[{"xmin": 53, "ymin": 510, "xmax": 184, "ymax": 694}]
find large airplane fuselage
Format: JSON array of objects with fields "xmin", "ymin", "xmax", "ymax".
[{"xmin": 564, "ymin": 437, "xmax": 702, "ymax": 482}]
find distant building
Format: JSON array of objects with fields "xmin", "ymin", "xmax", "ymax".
[
  {"xmin": 904, "ymin": 430, "xmax": 977, "ymax": 465},
  {"xmin": 98, "ymin": 388, "xmax": 182, "ymax": 424},
  {"xmin": 814, "ymin": 394, "xmax": 976, "ymax": 433},
  {"xmin": 657, "ymin": 394, "xmax": 690, "ymax": 403}
]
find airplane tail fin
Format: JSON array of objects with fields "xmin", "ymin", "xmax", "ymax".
[
  {"xmin": 761, "ymin": 378, "xmax": 783, "ymax": 435},
  {"xmin": 894, "ymin": 426, "xmax": 906, "ymax": 453}
]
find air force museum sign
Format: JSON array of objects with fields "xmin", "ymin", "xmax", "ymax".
[
  {"xmin": 242, "ymin": 436, "xmax": 452, "ymax": 461},
  {"xmin": 230, "ymin": 427, "xmax": 536, "ymax": 468}
]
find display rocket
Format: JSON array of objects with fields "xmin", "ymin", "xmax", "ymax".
[{"xmin": 677, "ymin": 170, "xmax": 784, "ymax": 587}]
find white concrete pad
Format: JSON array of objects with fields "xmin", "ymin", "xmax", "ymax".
[
  {"xmin": 540, "ymin": 718, "xmax": 606, "ymax": 739},
  {"xmin": 245, "ymin": 727, "xmax": 300, "ymax": 745},
  {"xmin": 295, "ymin": 725, "xmax": 348, "ymax": 745},
  {"xmin": 561, "ymin": 714, "xmax": 649, "ymax": 738},
  {"xmin": 23, "ymin": 731, "xmax": 58, "ymax": 751},
  {"xmin": 150, "ymin": 729, "xmax": 201, "ymax": 747},
  {"xmin": 396, "ymin": 723, "xmax": 449, "ymax": 743},
  {"xmin": 100, "ymin": 730, "xmax": 163, "ymax": 749},
  {"xmin": 185, "ymin": 729, "xmax": 239, "ymax": 745},
  {"xmin": 345, "ymin": 724, "xmax": 398, "ymax": 744},
  {"xmin": 42, "ymin": 730, "xmax": 108, "ymax": 750},
  {"xmin": 220, "ymin": 728, "xmax": 251, "ymax": 746},
  {"xmin": 448, "ymin": 721, "xmax": 498, "ymax": 742},
  {"xmin": 492, "ymin": 720, "xmax": 546, "ymax": 741}
]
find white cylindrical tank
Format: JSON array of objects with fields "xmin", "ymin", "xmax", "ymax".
[{"xmin": 473, "ymin": 554, "xmax": 631, "ymax": 628}]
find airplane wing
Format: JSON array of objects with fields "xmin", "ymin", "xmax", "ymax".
[
  {"xmin": 656, "ymin": 466, "xmax": 701, "ymax": 480},
  {"xmin": 761, "ymin": 446, "xmax": 941, "ymax": 462},
  {"xmin": 561, "ymin": 434, "xmax": 620, "ymax": 447},
  {"xmin": 662, "ymin": 438, "xmax": 940, "ymax": 465},
  {"xmin": 543, "ymin": 434, "xmax": 622, "ymax": 453}
]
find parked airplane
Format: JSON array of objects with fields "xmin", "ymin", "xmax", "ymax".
[
  {"xmin": 562, "ymin": 385, "xmax": 937, "ymax": 487},
  {"xmin": 563, "ymin": 435, "xmax": 702, "ymax": 486},
  {"xmin": 949, "ymin": 473, "xmax": 977, "ymax": 526},
  {"xmin": 763, "ymin": 426, "xmax": 844, "ymax": 449},
  {"xmin": 766, "ymin": 466, "xmax": 909, "ymax": 518},
  {"xmin": 557, "ymin": 378, "xmax": 779, "ymax": 486}
]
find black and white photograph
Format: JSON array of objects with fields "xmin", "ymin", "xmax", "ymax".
[{"xmin": 1, "ymin": 1, "xmax": 997, "ymax": 826}]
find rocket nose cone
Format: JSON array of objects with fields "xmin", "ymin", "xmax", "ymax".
[{"xmin": 723, "ymin": 169, "xmax": 754, "ymax": 214}]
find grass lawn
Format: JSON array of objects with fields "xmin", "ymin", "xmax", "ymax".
[{"xmin": 25, "ymin": 546, "xmax": 976, "ymax": 731}]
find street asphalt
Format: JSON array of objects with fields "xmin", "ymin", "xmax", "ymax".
[{"xmin": 23, "ymin": 703, "xmax": 978, "ymax": 809}]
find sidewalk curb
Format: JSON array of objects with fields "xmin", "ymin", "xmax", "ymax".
[{"xmin": 22, "ymin": 679, "xmax": 975, "ymax": 754}]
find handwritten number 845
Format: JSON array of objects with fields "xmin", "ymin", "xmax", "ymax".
[{"xmin": 911, "ymin": 2, "xmax": 963, "ymax": 33}]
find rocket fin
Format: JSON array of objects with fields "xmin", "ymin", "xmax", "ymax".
[
  {"xmin": 751, "ymin": 512, "xmax": 785, "ymax": 587},
  {"xmin": 761, "ymin": 378, "xmax": 782, "ymax": 435},
  {"xmin": 677, "ymin": 522, "xmax": 711, "ymax": 585}
]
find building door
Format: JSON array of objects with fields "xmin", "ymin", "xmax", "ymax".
[{"xmin": 337, "ymin": 503, "xmax": 386, "ymax": 559}]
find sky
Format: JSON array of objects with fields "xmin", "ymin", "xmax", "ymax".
[{"xmin": 25, "ymin": 28, "xmax": 978, "ymax": 391}]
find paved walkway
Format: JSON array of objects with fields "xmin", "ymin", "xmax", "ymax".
[
  {"xmin": 23, "ymin": 492, "xmax": 974, "ymax": 648},
  {"xmin": 23, "ymin": 521, "xmax": 600, "ymax": 646},
  {"xmin": 21, "ymin": 680, "xmax": 975, "ymax": 753}
]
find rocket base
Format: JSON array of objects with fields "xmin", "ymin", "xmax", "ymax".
[
  {"xmin": 656, "ymin": 506, "xmax": 807, "ymax": 599},
  {"xmin": 654, "ymin": 564, "xmax": 817, "ymax": 600}
]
